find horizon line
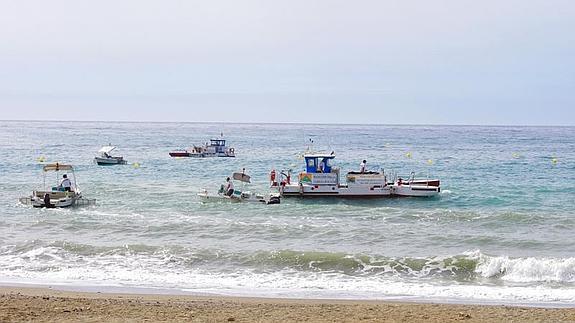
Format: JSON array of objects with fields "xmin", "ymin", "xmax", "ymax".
[{"xmin": 0, "ymin": 119, "xmax": 573, "ymax": 128}]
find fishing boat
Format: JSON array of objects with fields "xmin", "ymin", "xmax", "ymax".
[
  {"xmin": 169, "ymin": 139, "xmax": 235, "ymax": 158},
  {"xmin": 94, "ymin": 145, "xmax": 127, "ymax": 165},
  {"xmin": 19, "ymin": 163, "xmax": 95, "ymax": 208},
  {"xmin": 198, "ymin": 171, "xmax": 280, "ymax": 204},
  {"xmin": 271, "ymin": 153, "xmax": 440, "ymax": 198}
]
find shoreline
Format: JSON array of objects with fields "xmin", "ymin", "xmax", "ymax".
[
  {"xmin": 1, "ymin": 285, "xmax": 574, "ymax": 322},
  {"xmin": 1, "ymin": 280, "xmax": 573, "ymax": 309}
]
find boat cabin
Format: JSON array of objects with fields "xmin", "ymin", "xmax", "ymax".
[
  {"xmin": 210, "ymin": 139, "xmax": 227, "ymax": 153},
  {"xmin": 304, "ymin": 154, "xmax": 336, "ymax": 173}
]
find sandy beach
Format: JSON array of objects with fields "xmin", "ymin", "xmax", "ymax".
[{"xmin": 0, "ymin": 286, "xmax": 573, "ymax": 322}]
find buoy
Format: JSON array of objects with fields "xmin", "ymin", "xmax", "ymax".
[
  {"xmin": 512, "ymin": 153, "xmax": 520, "ymax": 159},
  {"xmin": 427, "ymin": 159, "xmax": 433, "ymax": 165},
  {"xmin": 405, "ymin": 152, "xmax": 412, "ymax": 159},
  {"xmin": 552, "ymin": 158, "xmax": 558, "ymax": 165},
  {"xmin": 132, "ymin": 162, "xmax": 141, "ymax": 169},
  {"xmin": 37, "ymin": 156, "xmax": 46, "ymax": 163}
]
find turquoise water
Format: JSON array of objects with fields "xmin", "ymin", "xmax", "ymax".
[{"xmin": 0, "ymin": 121, "xmax": 574, "ymax": 305}]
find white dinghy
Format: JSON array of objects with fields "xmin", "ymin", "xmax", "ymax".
[
  {"xmin": 198, "ymin": 170, "xmax": 280, "ymax": 204},
  {"xmin": 94, "ymin": 145, "xmax": 127, "ymax": 165}
]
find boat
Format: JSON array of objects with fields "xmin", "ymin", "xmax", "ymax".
[
  {"xmin": 198, "ymin": 171, "xmax": 280, "ymax": 204},
  {"xmin": 19, "ymin": 163, "xmax": 95, "ymax": 208},
  {"xmin": 94, "ymin": 145, "xmax": 127, "ymax": 165},
  {"xmin": 169, "ymin": 139, "xmax": 235, "ymax": 158},
  {"xmin": 271, "ymin": 153, "xmax": 440, "ymax": 198}
]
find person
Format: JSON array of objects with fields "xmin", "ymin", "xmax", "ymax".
[
  {"xmin": 43, "ymin": 193, "xmax": 54, "ymax": 208},
  {"xmin": 360, "ymin": 160, "xmax": 367, "ymax": 173},
  {"xmin": 59, "ymin": 174, "xmax": 72, "ymax": 192},
  {"xmin": 318, "ymin": 159, "xmax": 325, "ymax": 173},
  {"xmin": 225, "ymin": 177, "xmax": 234, "ymax": 197}
]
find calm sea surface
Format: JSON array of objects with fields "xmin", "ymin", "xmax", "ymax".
[{"xmin": 0, "ymin": 121, "xmax": 574, "ymax": 305}]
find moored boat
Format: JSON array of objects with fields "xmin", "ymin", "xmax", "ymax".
[
  {"xmin": 271, "ymin": 153, "xmax": 440, "ymax": 198},
  {"xmin": 169, "ymin": 139, "xmax": 235, "ymax": 158},
  {"xmin": 19, "ymin": 163, "xmax": 95, "ymax": 208},
  {"xmin": 94, "ymin": 145, "xmax": 127, "ymax": 165},
  {"xmin": 198, "ymin": 171, "xmax": 280, "ymax": 204}
]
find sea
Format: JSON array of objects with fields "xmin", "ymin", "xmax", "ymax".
[{"xmin": 0, "ymin": 121, "xmax": 574, "ymax": 306}]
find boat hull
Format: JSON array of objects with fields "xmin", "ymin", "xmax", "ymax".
[
  {"xmin": 169, "ymin": 152, "xmax": 191, "ymax": 157},
  {"xmin": 198, "ymin": 191, "xmax": 280, "ymax": 204},
  {"xmin": 277, "ymin": 182, "xmax": 440, "ymax": 198},
  {"xmin": 391, "ymin": 184, "xmax": 440, "ymax": 197},
  {"xmin": 94, "ymin": 157, "xmax": 127, "ymax": 165},
  {"xmin": 20, "ymin": 195, "xmax": 79, "ymax": 208},
  {"xmin": 279, "ymin": 184, "xmax": 392, "ymax": 198}
]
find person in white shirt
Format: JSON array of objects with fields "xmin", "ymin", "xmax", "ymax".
[
  {"xmin": 360, "ymin": 160, "xmax": 367, "ymax": 173},
  {"xmin": 59, "ymin": 174, "xmax": 72, "ymax": 192},
  {"xmin": 225, "ymin": 177, "xmax": 235, "ymax": 197}
]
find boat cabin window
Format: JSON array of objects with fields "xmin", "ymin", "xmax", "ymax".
[
  {"xmin": 210, "ymin": 140, "xmax": 226, "ymax": 146},
  {"xmin": 321, "ymin": 158, "xmax": 332, "ymax": 173},
  {"xmin": 306, "ymin": 158, "xmax": 316, "ymax": 172},
  {"xmin": 305, "ymin": 156, "xmax": 334, "ymax": 173}
]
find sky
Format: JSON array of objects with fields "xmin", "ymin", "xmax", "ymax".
[{"xmin": 1, "ymin": 0, "xmax": 574, "ymax": 125}]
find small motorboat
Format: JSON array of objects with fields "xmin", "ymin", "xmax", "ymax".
[
  {"xmin": 94, "ymin": 145, "xmax": 127, "ymax": 165},
  {"xmin": 198, "ymin": 171, "xmax": 280, "ymax": 204},
  {"xmin": 170, "ymin": 139, "xmax": 235, "ymax": 158},
  {"xmin": 271, "ymin": 153, "xmax": 440, "ymax": 198},
  {"xmin": 19, "ymin": 163, "xmax": 95, "ymax": 208}
]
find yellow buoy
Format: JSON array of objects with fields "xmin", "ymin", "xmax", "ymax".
[
  {"xmin": 405, "ymin": 152, "xmax": 412, "ymax": 159},
  {"xmin": 132, "ymin": 162, "xmax": 141, "ymax": 169},
  {"xmin": 427, "ymin": 159, "xmax": 434, "ymax": 165},
  {"xmin": 552, "ymin": 158, "xmax": 558, "ymax": 165},
  {"xmin": 37, "ymin": 156, "xmax": 46, "ymax": 163},
  {"xmin": 512, "ymin": 153, "xmax": 520, "ymax": 159}
]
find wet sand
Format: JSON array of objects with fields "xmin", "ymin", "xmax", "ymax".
[{"xmin": 0, "ymin": 286, "xmax": 574, "ymax": 322}]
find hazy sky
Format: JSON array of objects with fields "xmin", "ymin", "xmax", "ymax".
[{"xmin": 1, "ymin": 0, "xmax": 574, "ymax": 125}]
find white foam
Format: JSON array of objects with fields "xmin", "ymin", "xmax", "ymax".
[
  {"xmin": 0, "ymin": 252, "xmax": 574, "ymax": 305},
  {"xmin": 475, "ymin": 253, "xmax": 575, "ymax": 283},
  {"xmin": 1, "ymin": 246, "xmax": 575, "ymax": 305}
]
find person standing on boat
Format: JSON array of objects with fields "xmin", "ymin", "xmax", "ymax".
[
  {"xmin": 59, "ymin": 174, "xmax": 72, "ymax": 192},
  {"xmin": 225, "ymin": 177, "xmax": 234, "ymax": 197},
  {"xmin": 360, "ymin": 160, "xmax": 367, "ymax": 173}
]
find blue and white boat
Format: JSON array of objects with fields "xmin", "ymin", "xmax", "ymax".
[
  {"xmin": 271, "ymin": 153, "xmax": 440, "ymax": 198},
  {"xmin": 170, "ymin": 139, "xmax": 235, "ymax": 158}
]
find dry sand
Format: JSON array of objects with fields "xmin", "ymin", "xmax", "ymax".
[{"xmin": 0, "ymin": 286, "xmax": 574, "ymax": 322}]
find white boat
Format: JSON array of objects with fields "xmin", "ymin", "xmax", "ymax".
[
  {"xmin": 19, "ymin": 163, "xmax": 95, "ymax": 208},
  {"xmin": 170, "ymin": 139, "xmax": 235, "ymax": 158},
  {"xmin": 271, "ymin": 153, "xmax": 440, "ymax": 198},
  {"xmin": 94, "ymin": 146, "xmax": 127, "ymax": 165},
  {"xmin": 198, "ymin": 171, "xmax": 280, "ymax": 204}
]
